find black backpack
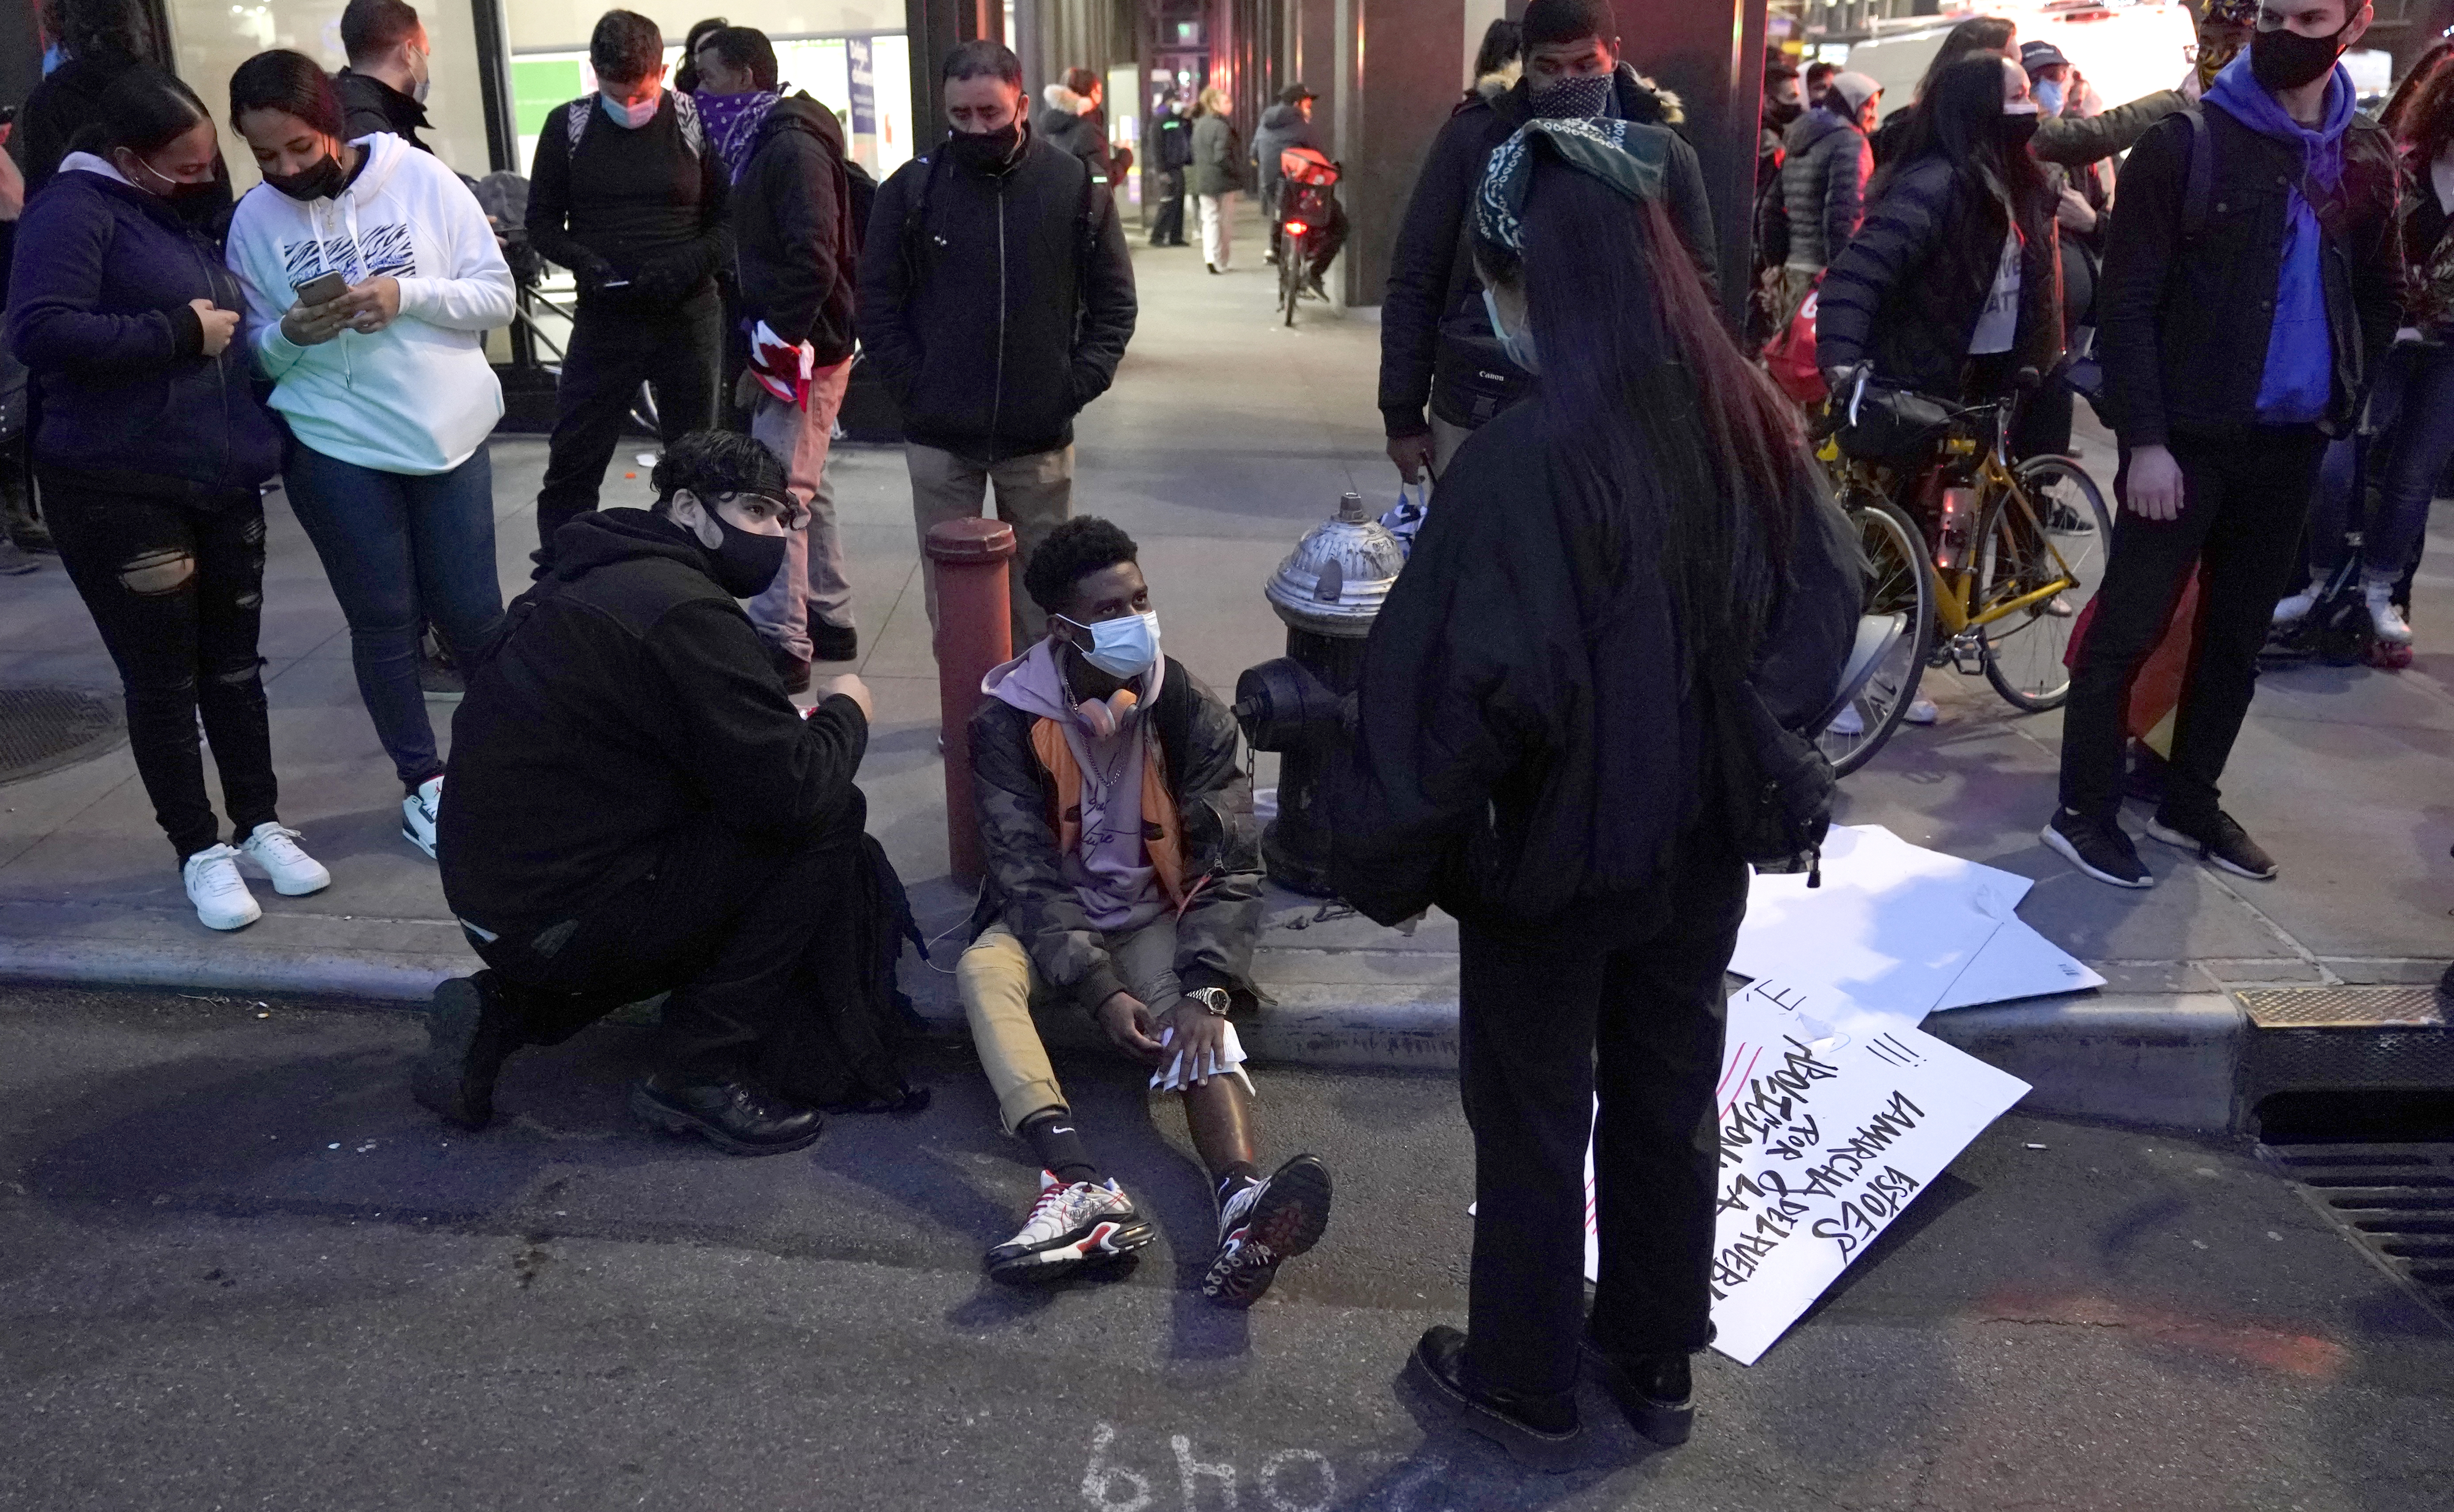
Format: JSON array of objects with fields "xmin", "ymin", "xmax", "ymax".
[{"xmin": 843, "ymin": 157, "xmax": 879, "ymax": 250}]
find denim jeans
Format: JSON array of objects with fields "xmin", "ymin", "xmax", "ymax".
[
  {"xmin": 2309, "ymin": 340, "xmax": 2454, "ymax": 579},
  {"xmin": 42, "ymin": 477, "xmax": 279, "ymax": 860},
  {"xmin": 283, "ymin": 443, "xmax": 504, "ymax": 790}
]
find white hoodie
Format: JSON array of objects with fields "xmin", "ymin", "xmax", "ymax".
[{"xmin": 225, "ymin": 132, "xmax": 514, "ymax": 475}]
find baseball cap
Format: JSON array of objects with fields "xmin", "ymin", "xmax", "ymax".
[{"xmin": 2020, "ymin": 40, "xmax": 2070, "ymax": 78}]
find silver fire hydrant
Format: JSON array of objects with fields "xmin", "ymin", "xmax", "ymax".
[{"xmin": 1237, "ymin": 492, "xmax": 1406, "ymax": 896}]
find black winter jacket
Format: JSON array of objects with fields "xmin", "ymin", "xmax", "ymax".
[
  {"xmin": 857, "ymin": 134, "xmax": 1137, "ymax": 463},
  {"xmin": 731, "ymin": 94, "xmax": 858, "ymax": 362},
  {"xmin": 2097, "ymin": 106, "xmax": 2398, "ymax": 446},
  {"xmin": 6, "ymin": 165, "xmax": 282, "ymax": 502},
  {"xmin": 1765, "ymin": 107, "xmax": 1871, "ymax": 272},
  {"xmin": 1377, "ymin": 65, "xmax": 1719, "ymax": 438},
  {"xmin": 16, "ymin": 55, "xmax": 126, "ymax": 198},
  {"xmin": 966, "ymin": 658, "xmax": 1262, "ymax": 1011},
  {"xmin": 1816, "ymin": 156, "xmax": 2062, "ymax": 399},
  {"xmin": 1331, "ymin": 400, "xmax": 1862, "ymax": 931},
  {"xmin": 439, "ymin": 508, "xmax": 869, "ymax": 931},
  {"xmin": 1035, "ymin": 95, "xmax": 1115, "ymax": 183},
  {"xmin": 336, "ymin": 70, "xmax": 434, "ymax": 153}
]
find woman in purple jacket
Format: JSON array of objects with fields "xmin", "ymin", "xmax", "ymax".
[{"xmin": 4, "ymin": 67, "xmax": 329, "ymax": 931}]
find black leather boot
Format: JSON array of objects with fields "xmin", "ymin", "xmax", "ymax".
[
  {"xmin": 630, "ymin": 1074, "xmax": 824, "ymax": 1155},
  {"xmin": 1582, "ymin": 1336, "xmax": 1696, "ymax": 1446},
  {"xmin": 410, "ymin": 973, "xmax": 526, "ymax": 1130},
  {"xmin": 1406, "ymin": 1325, "xmax": 1582, "ymax": 1471}
]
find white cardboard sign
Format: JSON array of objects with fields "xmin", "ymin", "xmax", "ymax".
[{"xmin": 1701, "ymin": 977, "xmax": 2030, "ymax": 1364}]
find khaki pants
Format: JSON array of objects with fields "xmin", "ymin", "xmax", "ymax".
[
  {"xmin": 906, "ymin": 442, "xmax": 1073, "ymax": 652},
  {"xmin": 957, "ymin": 916, "xmax": 1184, "ymax": 1134},
  {"xmin": 746, "ymin": 358, "xmax": 855, "ymax": 660}
]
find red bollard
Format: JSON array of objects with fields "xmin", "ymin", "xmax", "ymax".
[{"xmin": 925, "ymin": 517, "xmax": 1017, "ymax": 882}]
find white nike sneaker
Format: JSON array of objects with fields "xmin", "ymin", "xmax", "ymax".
[
  {"xmin": 238, "ymin": 822, "xmax": 331, "ymax": 896},
  {"xmin": 183, "ymin": 844, "xmax": 263, "ymax": 931},
  {"xmin": 1826, "ymin": 704, "xmax": 1866, "ymax": 737},
  {"xmin": 2274, "ymin": 570, "xmax": 2327, "ymax": 626},
  {"xmin": 402, "ymin": 776, "xmax": 442, "ymax": 860},
  {"xmin": 1903, "ymin": 697, "xmax": 1940, "ymax": 725},
  {"xmin": 985, "ymin": 1170, "xmax": 1156, "ymax": 1283},
  {"xmin": 2367, "ymin": 582, "xmax": 2414, "ymax": 645}
]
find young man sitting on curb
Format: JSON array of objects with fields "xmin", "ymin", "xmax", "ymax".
[{"xmin": 959, "ymin": 517, "xmax": 1332, "ymax": 1304}]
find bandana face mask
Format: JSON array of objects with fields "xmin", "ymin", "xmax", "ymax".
[{"xmin": 1529, "ymin": 72, "xmax": 1613, "ymax": 120}]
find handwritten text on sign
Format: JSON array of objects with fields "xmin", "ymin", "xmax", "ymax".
[{"xmin": 1705, "ymin": 979, "xmax": 2029, "ymax": 1364}]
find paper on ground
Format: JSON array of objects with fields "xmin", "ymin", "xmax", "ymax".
[
  {"xmin": 1700, "ymin": 978, "xmax": 2029, "ymax": 1363},
  {"xmin": 1734, "ymin": 824, "xmax": 2103, "ymax": 1020},
  {"xmin": 1149, "ymin": 1019, "xmax": 1254, "ymax": 1096}
]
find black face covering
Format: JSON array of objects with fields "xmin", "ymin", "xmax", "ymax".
[
  {"xmin": 689, "ymin": 504, "xmax": 790, "ymax": 597},
  {"xmin": 1765, "ymin": 98, "xmax": 1802, "ymax": 132},
  {"xmin": 2249, "ymin": 22, "xmax": 2348, "ymax": 93},
  {"xmin": 946, "ymin": 120, "xmax": 1025, "ymax": 174},
  {"xmin": 1997, "ymin": 110, "xmax": 2041, "ymax": 150},
  {"xmin": 265, "ymin": 153, "xmax": 347, "ymax": 202}
]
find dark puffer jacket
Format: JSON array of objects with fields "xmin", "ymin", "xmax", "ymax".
[
  {"xmin": 1815, "ymin": 155, "xmax": 2062, "ymax": 398},
  {"xmin": 856, "ymin": 134, "xmax": 1137, "ymax": 463},
  {"xmin": 1766, "ymin": 106, "xmax": 1872, "ymax": 272},
  {"xmin": 966, "ymin": 658, "xmax": 1262, "ymax": 1012},
  {"xmin": 1378, "ymin": 64, "xmax": 1718, "ymax": 439},
  {"xmin": 5, "ymin": 164, "xmax": 282, "ymax": 503}
]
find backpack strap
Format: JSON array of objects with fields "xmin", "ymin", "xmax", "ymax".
[
  {"xmin": 671, "ymin": 90, "xmax": 705, "ymax": 160},
  {"xmin": 2181, "ymin": 104, "xmax": 2213, "ymax": 238},
  {"xmin": 564, "ymin": 97, "xmax": 591, "ymax": 157}
]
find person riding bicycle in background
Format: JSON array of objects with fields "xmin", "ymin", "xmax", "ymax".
[
  {"xmin": 2281, "ymin": 50, "xmax": 2454, "ymax": 652},
  {"xmin": 1816, "ymin": 53, "xmax": 2064, "ymax": 729}
]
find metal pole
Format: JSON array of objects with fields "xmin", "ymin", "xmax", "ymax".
[{"xmin": 925, "ymin": 518, "xmax": 1018, "ymax": 883}]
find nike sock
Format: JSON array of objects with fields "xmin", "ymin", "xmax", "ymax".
[
  {"xmin": 1214, "ymin": 1161, "xmax": 1261, "ymax": 1204},
  {"xmin": 1020, "ymin": 1110, "xmax": 1100, "ymax": 1185}
]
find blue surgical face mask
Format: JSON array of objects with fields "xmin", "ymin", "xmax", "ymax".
[
  {"xmin": 602, "ymin": 92, "xmax": 660, "ymax": 129},
  {"xmin": 1483, "ymin": 287, "xmax": 1540, "ymax": 375},
  {"xmin": 1065, "ymin": 611, "xmax": 1161, "ymax": 679},
  {"xmin": 2034, "ymin": 78, "xmax": 2065, "ymax": 117}
]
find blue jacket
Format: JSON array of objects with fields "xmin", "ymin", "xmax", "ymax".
[{"xmin": 4, "ymin": 161, "xmax": 283, "ymax": 501}]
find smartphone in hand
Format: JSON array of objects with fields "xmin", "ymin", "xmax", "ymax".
[{"xmin": 292, "ymin": 270, "xmax": 349, "ymax": 307}]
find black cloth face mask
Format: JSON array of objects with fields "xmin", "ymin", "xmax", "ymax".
[
  {"xmin": 1998, "ymin": 110, "xmax": 2041, "ymax": 150},
  {"xmin": 693, "ymin": 505, "xmax": 789, "ymax": 598},
  {"xmin": 2249, "ymin": 22, "xmax": 2349, "ymax": 93},
  {"xmin": 946, "ymin": 121, "xmax": 1024, "ymax": 173},
  {"xmin": 265, "ymin": 153, "xmax": 347, "ymax": 202}
]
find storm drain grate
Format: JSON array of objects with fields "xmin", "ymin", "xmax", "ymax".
[
  {"xmin": 0, "ymin": 686, "xmax": 126, "ymax": 786},
  {"xmin": 2240, "ymin": 986, "xmax": 2448, "ymax": 1029},
  {"xmin": 2259, "ymin": 1142, "xmax": 2454, "ymax": 1328}
]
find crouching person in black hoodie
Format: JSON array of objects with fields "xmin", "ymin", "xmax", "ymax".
[{"xmin": 419, "ymin": 431, "xmax": 894, "ymax": 1155}]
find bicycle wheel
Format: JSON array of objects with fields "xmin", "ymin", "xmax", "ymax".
[
  {"xmin": 1976, "ymin": 454, "xmax": 2114, "ymax": 711},
  {"xmin": 1820, "ymin": 495, "xmax": 1934, "ymax": 778},
  {"xmin": 1280, "ymin": 237, "xmax": 1301, "ymax": 327}
]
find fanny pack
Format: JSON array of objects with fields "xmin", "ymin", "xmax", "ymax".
[{"xmin": 1431, "ymin": 325, "xmax": 1533, "ymax": 429}]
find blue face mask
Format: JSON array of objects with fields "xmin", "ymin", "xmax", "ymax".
[
  {"xmin": 602, "ymin": 92, "xmax": 660, "ymax": 129},
  {"xmin": 2034, "ymin": 78, "xmax": 2065, "ymax": 117},
  {"xmin": 1483, "ymin": 287, "xmax": 1539, "ymax": 375}
]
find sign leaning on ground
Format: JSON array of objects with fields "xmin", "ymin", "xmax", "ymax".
[{"xmin": 1701, "ymin": 978, "xmax": 2031, "ymax": 1364}]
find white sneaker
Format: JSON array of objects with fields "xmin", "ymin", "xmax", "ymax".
[
  {"xmin": 2367, "ymin": 582, "xmax": 2413, "ymax": 645},
  {"xmin": 402, "ymin": 776, "xmax": 442, "ymax": 860},
  {"xmin": 239, "ymin": 822, "xmax": 331, "ymax": 896},
  {"xmin": 984, "ymin": 1171, "xmax": 1156, "ymax": 1283},
  {"xmin": 183, "ymin": 844, "xmax": 262, "ymax": 931},
  {"xmin": 2272, "ymin": 588, "xmax": 2321, "ymax": 625},
  {"xmin": 1904, "ymin": 697, "xmax": 1940, "ymax": 725},
  {"xmin": 1826, "ymin": 704, "xmax": 1866, "ymax": 737}
]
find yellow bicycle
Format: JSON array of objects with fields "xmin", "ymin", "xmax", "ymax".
[{"xmin": 1814, "ymin": 376, "xmax": 2113, "ymax": 776}]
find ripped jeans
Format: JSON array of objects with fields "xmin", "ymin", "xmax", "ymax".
[{"xmin": 41, "ymin": 477, "xmax": 280, "ymax": 860}]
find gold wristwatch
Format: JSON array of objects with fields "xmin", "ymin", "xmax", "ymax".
[{"xmin": 1187, "ymin": 987, "xmax": 1232, "ymax": 1017}]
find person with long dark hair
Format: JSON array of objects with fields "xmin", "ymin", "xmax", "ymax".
[
  {"xmin": 223, "ymin": 49, "xmax": 515, "ymax": 861},
  {"xmin": 1333, "ymin": 120, "xmax": 1860, "ymax": 1467},
  {"xmin": 16, "ymin": 0, "xmax": 160, "ymax": 197},
  {"xmin": 5, "ymin": 67, "xmax": 329, "ymax": 930},
  {"xmin": 1868, "ymin": 15, "xmax": 2017, "ymax": 167},
  {"xmin": 2281, "ymin": 50, "xmax": 2454, "ymax": 649}
]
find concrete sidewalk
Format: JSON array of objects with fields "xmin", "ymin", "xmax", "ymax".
[{"xmin": 0, "ymin": 212, "xmax": 2447, "ymax": 1133}]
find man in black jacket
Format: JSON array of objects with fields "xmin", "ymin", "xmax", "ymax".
[
  {"xmin": 1379, "ymin": 0, "xmax": 1718, "ymax": 484},
  {"xmin": 721, "ymin": 26, "xmax": 862, "ymax": 686},
  {"xmin": 423, "ymin": 431, "xmax": 878, "ymax": 1154},
  {"xmin": 336, "ymin": 0, "xmax": 434, "ymax": 154},
  {"xmin": 526, "ymin": 9, "xmax": 732, "ymax": 573},
  {"xmin": 857, "ymin": 41, "xmax": 1137, "ymax": 652},
  {"xmin": 2047, "ymin": 5, "xmax": 2397, "ymax": 890}
]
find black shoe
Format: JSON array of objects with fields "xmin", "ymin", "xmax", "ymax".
[
  {"xmin": 2145, "ymin": 808, "xmax": 2277, "ymax": 880},
  {"xmin": 1581, "ymin": 1337, "xmax": 1695, "ymax": 1447},
  {"xmin": 1302, "ymin": 272, "xmax": 1328, "ymax": 301},
  {"xmin": 2041, "ymin": 808, "xmax": 2153, "ymax": 889},
  {"xmin": 410, "ymin": 974, "xmax": 525, "ymax": 1130},
  {"xmin": 769, "ymin": 644, "xmax": 813, "ymax": 695},
  {"xmin": 630, "ymin": 1075, "xmax": 823, "ymax": 1155},
  {"xmin": 809, "ymin": 622, "xmax": 859, "ymax": 664},
  {"xmin": 0, "ymin": 539, "xmax": 40, "ymax": 576},
  {"xmin": 2040, "ymin": 490, "xmax": 2095, "ymax": 533},
  {"xmin": 418, "ymin": 647, "xmax": 466, "ymax": 703},
  {"xmin": 1406, "ymin": 1326, "xmax": 1582, "ymax": 1471},
  {"xmin": 4, "ymin": 510, "xmax": 55, "ymax": 553},
  {"xmin": 1207, "ymin": 263, "xmax": 1223, "ymax": 276},
  {"xmin": 1201, "ymin": 1153, "xmax": 1333, "ymax": 1308}
]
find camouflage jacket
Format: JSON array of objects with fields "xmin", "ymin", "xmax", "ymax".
[
  {"xmin": 2399, "ymin": 155, "xmax": 2454, "ymax": 333},
  {"xmin": 966, "ymin": 657, "xmax": 1263, "ymax": 1013}
]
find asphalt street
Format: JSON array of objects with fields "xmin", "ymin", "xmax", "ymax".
[{"xmin": 1, "ymin": 985, "xmax": 2449, "ymax": 1511}]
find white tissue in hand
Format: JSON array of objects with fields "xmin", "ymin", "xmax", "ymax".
[{"xmin": 1148, "ymin": 1019, "xmax": 1253, "ymax": 1095}]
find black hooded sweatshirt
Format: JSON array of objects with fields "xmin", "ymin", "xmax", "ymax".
[{"xmin": 439, "ymin": 508, "xmax": 868, "ymax": 933}]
